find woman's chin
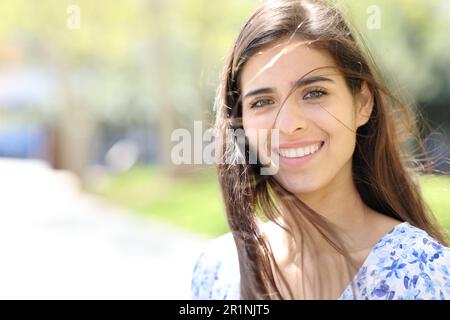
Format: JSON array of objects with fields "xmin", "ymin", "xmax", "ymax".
[{"xmin": 276, "ymin": 176, "xmax": 322, "ymax": 196}]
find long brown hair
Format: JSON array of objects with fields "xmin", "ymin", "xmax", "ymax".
[{"xmin": 214, "ymin": 0, "xmax": 448, "ymax": 300}]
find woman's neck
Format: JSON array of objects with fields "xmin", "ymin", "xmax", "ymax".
[
  {"xmin": 296, "ymin": 165, "xmax": 369, "ymax": 234},
  {"xmin": 293, "ymin": 169, "xmax": 401, "ymax": 254}
]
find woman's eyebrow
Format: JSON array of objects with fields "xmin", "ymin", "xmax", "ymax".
[
  {"xmin": 243, "ymin": 75, "xmax": 334, "ymax": 99},
  {"xmin": 291, "ymin": 75, "xmax": 335, "ymax": 88}
]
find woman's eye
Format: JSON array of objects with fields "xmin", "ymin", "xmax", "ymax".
[
  {"xmin": 303, "ymin": 89, "xmax": 327, "ymax": 100},
  {"xmin": 249, "ymin": 98, "xmax": 274, "ymax": 109}
]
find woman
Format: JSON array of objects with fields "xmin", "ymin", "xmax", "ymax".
[{"xmin": 191, "ymin": 0, "xmax": 450, "ymax": 300}]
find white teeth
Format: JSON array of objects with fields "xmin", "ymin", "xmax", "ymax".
[
  {"xmin": 279, "ymin": 142, "xmax": 322, "ymax": 158},
  {"xmin": 304, "ymin": 146, "xmax": 311, "ymax": 155}
]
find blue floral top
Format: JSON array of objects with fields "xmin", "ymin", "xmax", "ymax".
[{"xmin": 191, "ymin": 222, "xmax": 450, "ymax": 300}]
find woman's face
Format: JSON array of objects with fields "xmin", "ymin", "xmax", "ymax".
[{"xmin": 240, "ymin": 40, "xmax": 373, "ymax": 196}]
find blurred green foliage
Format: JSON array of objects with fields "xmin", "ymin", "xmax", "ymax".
[
  {"xmin": 89, "ymin": 166, "xmax": 228, "ymax": 236},
  {"xmin": 1, "ymin": 0, "xmax": 448, "ymax": 128},
  {"xmin": 420, "ymin": 175, "xmax": 450, "ymax": 230}
]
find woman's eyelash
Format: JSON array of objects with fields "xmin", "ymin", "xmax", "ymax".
[
  {"xmin": 303, "ymin": 88, "xmax": 327, "ymax": 100},
  {"xmin": 249, "ymin": 98, "xmax": 274, "ymax": 109}
]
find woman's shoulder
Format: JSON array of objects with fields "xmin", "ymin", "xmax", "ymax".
[
  {"xmin": 191, "ymin": 232, "xmax": 240, "ymax": 300},
  {"xmin": 371, "ymin": 221, "xmax": 450, "ymax": 263},
  {"xmin": 350, "ymin": 222, "xmax": 450, "ymax": 300}
]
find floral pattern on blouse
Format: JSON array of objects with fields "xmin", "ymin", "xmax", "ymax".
[{"xmin": 191, "ymin": 222, "xmax": 450, "ymax": 300}]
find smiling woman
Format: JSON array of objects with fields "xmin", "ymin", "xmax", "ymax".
[{"xmin": 191, "ymin": 0, "xmax": 450, "ymax": 300}]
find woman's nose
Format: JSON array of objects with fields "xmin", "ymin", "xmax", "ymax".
[{"xmin": 273, "ymin": 97, "xmax": 307, "ymax": 135}]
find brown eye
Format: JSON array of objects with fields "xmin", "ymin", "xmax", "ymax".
[{"xmin": 250, "ymin": 98, "xmax": 274, "ymax": 108}]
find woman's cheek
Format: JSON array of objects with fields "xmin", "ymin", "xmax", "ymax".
[{"xmin": 244, "ymin": 113, "xmax": 277, "ymax": 145}]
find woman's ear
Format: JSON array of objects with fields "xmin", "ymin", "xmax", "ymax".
[{"xmin": 355, "ymin": 82, "xmax": 374, "ymax": 128}]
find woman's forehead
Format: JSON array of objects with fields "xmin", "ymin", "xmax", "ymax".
[{"xmin": 240, "ymin": 41, "xmax": 337, "ymax": 92}]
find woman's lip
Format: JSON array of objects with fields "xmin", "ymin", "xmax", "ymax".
[
  {"xmin": 277, "ymin": 141, "xmax": 325, "ymax": 167},
  {"xmin": 278, "ymin": 140, "xmax": 325, "ymax": 149}
]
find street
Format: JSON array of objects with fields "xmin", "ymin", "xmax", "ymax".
[{"xmin": 0, "ymin": 158, "xmax": 210, "ymax": 299}]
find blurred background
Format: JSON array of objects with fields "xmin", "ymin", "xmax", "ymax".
[{"xmin": 0, "ymin": 0, "xmax": 448, "ymax": 299}]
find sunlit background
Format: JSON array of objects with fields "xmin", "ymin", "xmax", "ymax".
[{"xmin": 0, "ymin": 0, "xmax": 448, "ymax": 299}]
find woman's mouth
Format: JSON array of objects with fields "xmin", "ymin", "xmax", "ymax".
[{"xmin": 277, "ymin": 141, "xmax": 325, "ymax": 167}]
